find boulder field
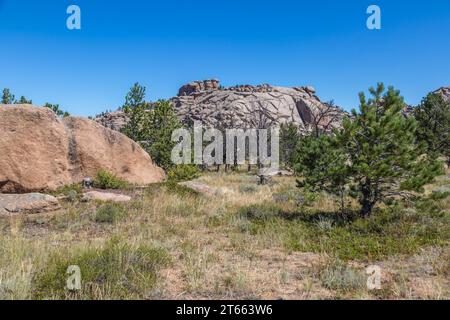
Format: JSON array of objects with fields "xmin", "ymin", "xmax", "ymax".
[{"xmin": 0, "ymin": 104, "xmax": 165, "ymax": 193}]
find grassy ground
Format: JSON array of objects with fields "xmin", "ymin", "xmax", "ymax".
[{"xmin": 0, "ymin": 171, "xmax": 449, "ymax": 300}]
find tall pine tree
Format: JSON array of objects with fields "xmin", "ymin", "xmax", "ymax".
[
  {"xmin": 2, "ymin": 88, "xmax": 15, "ymax": 104},
  {"xmin": 294, "ymin": 83, "xmax": 443, "ymax": 217},
  {"xmin": 120, "ymin": 82, "xmax": 182, "ymax": 170},
  {"xmin": 336, "ymin": 83, "xmax": 442, "ymax": 217}
]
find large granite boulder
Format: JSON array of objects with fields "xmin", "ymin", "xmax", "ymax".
[{"xmin": 0, "ymin": 104, "xmax": 165, "ymax": 193}]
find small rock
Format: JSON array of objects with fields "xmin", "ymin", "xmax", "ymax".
[
  {"xmin": 82, "ymin": 191, "xmax": 131, "ymax": 202},
  {"xmin": 0, "ymin": 193, "xmax": 61, "ymax": 215},
  {"xmin": 178, "ymin": 181, "xmax": 215, "ymax": 197}
]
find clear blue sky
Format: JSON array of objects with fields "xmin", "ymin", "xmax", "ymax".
[{"xmin": 1, "ymin": 0, "xmax": 449, "ymax": 116}]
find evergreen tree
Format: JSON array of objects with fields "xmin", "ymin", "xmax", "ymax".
[
  {"xmin": 17, "ymin": 96, "xmax": 32, "ymax": 104},
  {"xmin": 120, "ymin": 87, "xmax": 182, "ymax": 170},
  {"xmin": 121, "ymin": 102, "xmax": 150, "ymax": 142},
  {"xmin": 121, "ymin": 83, "xmax": 149, "ymax": 141},
  {"xmin": 414, "ymin": 93, "xmax": 450, "ymax": 165},
  {"xmin": 44, "ymin": 103, "xmax": 70, "ymax": 117},
  {"xmin": 294, "ymin": 83, "xmax": 443, "ymax": 217},
  {"xmin": 122, "ymin": 83, "xmax": 146, "ymax": 111},
  {"xmin": 2, "ymin": 88, "xmax": 15, "ymax": 104},
  {"xmin": 336, "ymin": 83, "xmax": 442, "ymax": 217},
  {"xmin": 142, "ymin": 100, "xmax": 182, "ymax": 170},
  {"xmin": 280, "ymin": 123, "xmax": 301, "ymax": 169},
  {"xmin": 294, "ymin": 134, "xmax": 348, "ymax": 212}
]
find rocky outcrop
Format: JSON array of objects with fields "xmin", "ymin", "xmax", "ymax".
[
  {"xmin": 172, "ymin": 80, "xmax": 344, "ymax": 133},
  {"xmin": 0, "ymin": 193, "xmax": 61, "ymax": 215},
  {"xmin": 178, "ymin": 79, "xmax": 220, "ymax": 96},
  {"xmin": 94, "ymin": 110, "xmax": 129, "ymax": 131},
  {"xmin": 433, "ymin": 86, "xmax": 450, "ymax": 102},
  {"xmin": 0, "ymin": 104, "xmax": 165, "ymax": 193},
  {"xmin": 95, "ymin": 80, "xmax": 345, "ymax": 133},
  {"xmin": 402, "ymin": 86, "xmax": 450, "ymax": 117}
]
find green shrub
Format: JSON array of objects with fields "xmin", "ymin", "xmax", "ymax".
[
  {"xmin": 94, "ymin": 204, "xmax": 124, "ymax": 224},
  {"xmin": 320, "ymin": 259, "xmax": 366, "ymax": 293},
  {"xmin": 95, "ymin": 170, "xmax": 128, "ymax": 189},
  {"xmin": 67, "ymin": 190, "xmax": 78, "ymax": 203},
  {"xmin": 52, "ymin": 184, "xmax": 82, "ymax": 196},
  {"xmin": 167, "ymin": 165, "xmax": 199, "ymax": 182},
  {"xmin": 32, "ymin": 238, "xmax": 170, "ymax": 299}
]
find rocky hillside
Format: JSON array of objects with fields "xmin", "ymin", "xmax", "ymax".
[
  {"xmin": 95, "ymin": 82, "xmax": 449, "ymax": 132},
  {"xmin": 95, "ymin": 80, "xmax": 345, "ymax": 133},
  {"xmin": 173, "ymin": 80, "xmax": 344, "ymax": 133}
]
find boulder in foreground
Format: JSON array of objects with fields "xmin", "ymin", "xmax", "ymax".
[
  {"xmin": 0, "ymin": 104, "xmax": 165, "ymax": 193},
  {"xmin": 0, "ymin": 193, "xmax": 61, "ymax": 215}
]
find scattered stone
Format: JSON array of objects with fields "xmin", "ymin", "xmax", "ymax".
[
  {"xmin": 81, "ymin": 191, "xmax": 132, "ymax": 203},
  {"xmin": 0, "ymin": 193, "xmax": 61, "ymax": 215},
  {"xmin": 178, "ymin": 181, "xmax": 215, "ymax": 197}
]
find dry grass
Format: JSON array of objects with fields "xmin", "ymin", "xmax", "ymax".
[{"xmin": 0, "ymin": 172, "xmax": 449, "ymax": 300}]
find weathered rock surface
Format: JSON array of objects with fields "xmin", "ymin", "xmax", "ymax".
[
  {"xmin": 173, "ymin": 80, "xmax": 344, "ymax": 132},
  {"xmin": 433, "ymin": 86, "xmax": 450, "ymax": 102},
  {"xmin": 82, "ymin": 191, "xmax": 132, "ymax": 202},
  {"xmin": 94, "ymin": 110, "xmax": 130, "ymax": 131},
  {"xmin": 94, "ymin": 83, "xmax": 450, "ymax": 132},
  {"xmin": 95, "ymin": 80, "xmax": 345, "ymax": 133},
  {"xmin": 0, "ymin": 193, "xmax": 61, "ymax": 215},
  {"xmin": 0, "ymin": 104, "xmax": 165, "ymax": 193}
]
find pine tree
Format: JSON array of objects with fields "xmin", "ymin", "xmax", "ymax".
[
  {"xmin": 17, "ymin": 96, "xmax": 32, "ymax": 104},
  {"xmin": 294, "ymin": 83, "xmax": 443, "ymax": 217},
  {"xmin": 143, "ymin": 100, "xmax": 182, "ymax": 170},
  {"xmin": 121, "ymin": 83, "xmax": 149, "ymax": 141},
  {"xmin": 44, "ymin": 103, "xmax": 70, "ymax": 117},
  {"xmin": 122, "ymin": 83, "xmax": 146, "ymax": 111},
  {"xmin": 2, "ymin": 88, "xmax": 15, "ymax": 104},
  {"xmin": 414, "ymin": 93, "xmax": 450, "ymax": 165},
  {"xmin": 121, "ymin": 102, "xmax": 150, "ymax": 142},
  {"xmin": 294, "ymin": 134, "xmax": 348, "ymax": 212},
  {"xmin": 120, "ymin": 88, "xmax": 182, "ymax": 170},
  {"xmin": 280, "ymin": 123, "xmax": 301, "ymax": 169},
  {"xmin": 336, "ymin": 83, "xmax": 442, "ymax": 217}
]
